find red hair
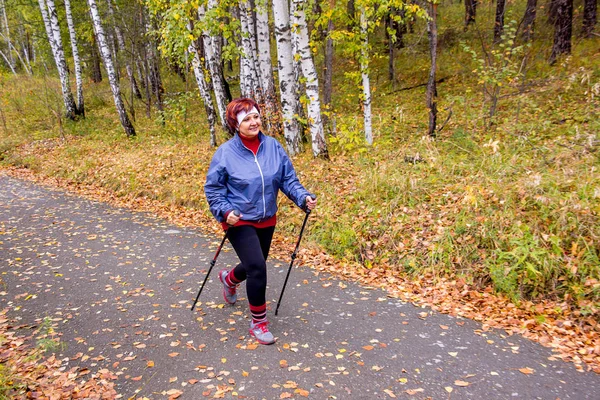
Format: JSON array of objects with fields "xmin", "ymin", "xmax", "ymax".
[{"xmin": 225, "ymin": 98, "xmax": 261, "ymax": 132}]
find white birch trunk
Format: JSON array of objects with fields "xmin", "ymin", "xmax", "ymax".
[
  {"xmin": 199, "ymin": 2, "xmax": 228, "ymax": 132},
  {"xmin": 0, "ymin": 48, "xmax": 16, "ymax": 74},
  {"xmin": 291, "ymin": 0, "xmax": 328, "ymax": 157},
  {"xmin": 272, "ymin": 0, "xmax": 301, "ymax": 154},
  {"xmin": 38, "ymin": 0, "xmax": 78, "ymax": 119},
  {"xmin": 0, "ymin": 0, "xmax": 14, "ymax": 69},
  {"xmin": 64, "ymin": 0, "xmax": 84, "ymax": 116},
  {"xmin": 255, "ymin": 1, "xmax": 275, "ymax": 99},
  {"xmin": 360, "ymin": 9, "xmax": 372, "ymax": 145},
  {"xmin": 87, "ymin": 0, "xmax": 135, "ymax": 136},
  {"xmin": 188, "ymin": 22, "xmax": 218, "ymax": 147},
  {"xmin": 106, "ymin": 0, "xmax": 141, "ymax": 99},
  {"xmin": 255, "ymin": 0, "xmax": 282, "ymax": 134},
  {"xmin": 0, "ymin": 31, "xmax": 30, "ymax": 74},
  {"xmin": 239, "ymin": 0, "xmax": 262, "ymax": 100}
]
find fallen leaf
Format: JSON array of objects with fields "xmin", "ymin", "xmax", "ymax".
[
  {"xmin": 519, "ymin": 367, "xmax": 535, "ymax": 375},
  {"xmin": 454, "ymin": 380, "xmax": 470, "ymax": 387}
]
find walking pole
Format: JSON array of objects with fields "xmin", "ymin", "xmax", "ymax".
[
  {"xmin": 191, "ymin": 211, "xmax": 238, "ymax": 311},
  {"xmin": 275, "ymin": 200, "xmax": 314, "ymax": 316}
]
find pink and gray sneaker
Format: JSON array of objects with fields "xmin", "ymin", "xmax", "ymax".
[
  {"xmin": 218, "ymin": 269, "xmax": 237, "ymax": 305},
  {"xmin": 249, "ymin": 321, "xmax": 275, "ymax": 345}
]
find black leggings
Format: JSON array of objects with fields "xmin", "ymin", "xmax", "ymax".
[{"xmin": 227, "ymin": 225, "xmax": 275, "ymax": 307}]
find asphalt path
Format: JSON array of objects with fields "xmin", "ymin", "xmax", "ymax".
[{"xmin": 1, "ymin": 174, "xmax": 599, "ymax": 399}]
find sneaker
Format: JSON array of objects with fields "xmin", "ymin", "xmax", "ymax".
[
  {"xmin": 249, "ymin": 321, "xmax": 276, "ymax": 345},
  {"xmin": 219, "ymin": 269, "xmax": 237, "ymax": 305}
]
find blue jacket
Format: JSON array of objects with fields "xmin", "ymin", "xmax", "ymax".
[{"xmin": 204, "ymin": 132, "xmax": 311, "ymax": 223}]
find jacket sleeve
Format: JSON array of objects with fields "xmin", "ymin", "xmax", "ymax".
[
  {"xmin": 204, "ymin": 148, "xmax": 233, "ymax": 222},
  {"xmin": 277, "ymin": 143, "xmax": 311, "ymax": 209}
]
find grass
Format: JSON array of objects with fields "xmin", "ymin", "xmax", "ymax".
[{"xmin": 0, "ymin": 2, "xmax": 598, "ymax": 311}]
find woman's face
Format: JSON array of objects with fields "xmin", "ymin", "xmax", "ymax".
[{"xmin": 238, "ymin": 112, "xmax": 261, "ymax": 139}]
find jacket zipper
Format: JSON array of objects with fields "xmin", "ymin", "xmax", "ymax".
[{"xmin": 241, "ymin": 139, "xmax": 266, "ymax": 220}]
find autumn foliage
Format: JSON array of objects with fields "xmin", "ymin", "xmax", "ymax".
[{"xmin": 0, "ymin": 310, "xmax": 118, "ymax": 399}]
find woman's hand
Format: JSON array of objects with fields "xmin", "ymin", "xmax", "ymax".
[
  {"xmin": 226, "ymin": 210, "xmax": 242, "ymax": 226},
  {"xmin": 305, "ymin": 196, "xmax": 317, "ymax": 211}
]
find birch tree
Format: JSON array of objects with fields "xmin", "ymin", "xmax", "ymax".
[
  {"xmin": 87, "ymin": 0, "xmax": 136, "ymax": 136},
  {"xmin": 64, "ymin": 0, "xmax": 84, "ymax": 116},
  {"xmin": 0, "ymin": 0, "xmax": 14, "ymax": 71},
  {"xmin": 255, "ymin": 0, "xmax": 281, "ymax": 133},
  {"xmin": 272, "ymin": 0, "xmax": 301, "ymax": 154},
  {"xmin": 0, "ymin": 48, "xmax": 15, "ymax": 74},
  {"xmin": 38, "ymin": 0, "xmax": 78, "ymax": 120},
  {"xmin": 359, "ymin": 5, "xmax": 372, "ymax": 145},
  {"xmin": 106, "ymin": 0, "xmax": 142, "ymax": 100},
  {"xmin": 291, "ymin": 0, "xmax": 328, "ymax": 157},
  {"xmin": 238, "ymin": 0, "xmax": 262, "ymax": 100},
  {"xmin": 189, "ymin": 29, "xmax": 218, "ymax": 147},
  {"xmin": 199, "ymin": 1, "xmax": 229, "ymax": 133}
]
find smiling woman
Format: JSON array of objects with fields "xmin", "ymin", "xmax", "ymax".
[{"xmin": 204, "ymin": 97, "xmax": 317, "ymax": 345}]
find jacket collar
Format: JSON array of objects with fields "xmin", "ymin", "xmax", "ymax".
[{"xmin": 232, "ymin": 131, "xmax": 265, "ymax": 151}]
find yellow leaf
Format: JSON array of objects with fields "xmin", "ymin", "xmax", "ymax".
[
  {"xmin": 146, "ymin": 360, "xmax": 155, "ymax": 368},
  {"xmin": 454, "ymin": 380, "xmax": 470, "ymax": 387}
]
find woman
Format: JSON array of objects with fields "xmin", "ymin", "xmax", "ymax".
[{"xmin": 204, "ymin": 98, "xmax": 316, "ymax": 345}]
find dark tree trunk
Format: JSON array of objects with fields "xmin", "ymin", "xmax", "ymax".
[
  {"xmin": 386, "ymin": 9, "xmax": 406, "ymax": 49},
  {"xmin": 582, "ymin": 0, "xmax": 597, "ymax": 37},
  {"xmin": 547, "ymin": 0, "xmax": 559, "ymax": 24},
  {"xmin": 347, "ymin": 0, "xmax": 355, "ymax": 29},
  {"xmin": 549, "ymin": 0, "xmax": 573, "ymax": 64},
  {"xmin": 494, "ymin": 0, "xmax": 507, "ymax": 42},
  {"xmin": 323, "ymin": 17, "xmax": 334, "ymax": 131},
  {"xmin": 388, "ymin": 34, "xmax": 395, "ymax": 82},
  {"xmin": 426, "ymin": 2, "xmax": 438, "ymax": 137},
  {"xmin": 90, "ymin": 34, "xmax": 103, "ymax": 83},
  {"xmin": 464, "ymin": 0, "xmax": 477, "ymax": 29},
  {"xmin": 521, "ymin": 0, "xmax": 537, "ymax": 41}
]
